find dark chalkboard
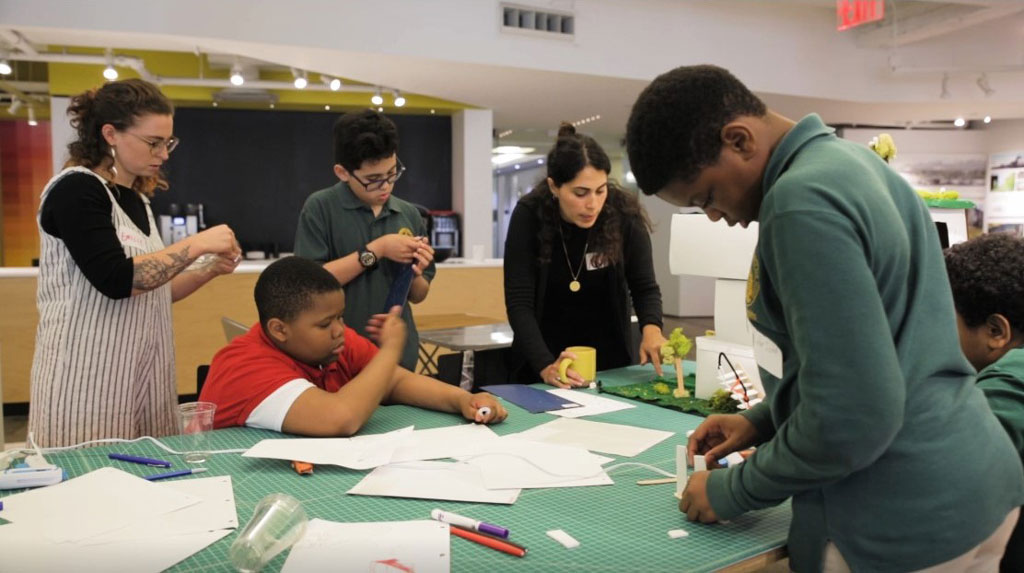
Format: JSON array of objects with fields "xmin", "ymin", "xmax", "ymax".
[{"xmin": 154, "ymin": 107, "xmax": 452, "ymax": 253}]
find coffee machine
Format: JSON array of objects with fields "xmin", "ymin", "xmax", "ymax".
[{"xmin": 159, "ymin": 203, "xmax": 205, "ymax": 246}]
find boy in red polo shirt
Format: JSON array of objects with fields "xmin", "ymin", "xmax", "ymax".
[{"xmin": 200, "ymin": 256, "xmax": 506, "ymax": 436}]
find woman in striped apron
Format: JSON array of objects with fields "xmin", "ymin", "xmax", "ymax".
[{"xmin": 30, "ymin": 79, "xmax": 242, "ymax": 448}]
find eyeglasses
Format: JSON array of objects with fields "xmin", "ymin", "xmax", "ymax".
[
  {"xmin": 349, "ymin": 158, "xmax": 405, "ymax": 192},
  {"xmin": 127, "ymin": 132, "xmax": 180, "ymax": 155}
]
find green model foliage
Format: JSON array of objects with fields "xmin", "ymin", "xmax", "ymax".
[{"xmin": 660, "ymin": 328, "xmax": 693, "ymax": 363}]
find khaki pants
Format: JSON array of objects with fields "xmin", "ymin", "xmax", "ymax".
[{"xmin": 823, "ymin": 508, "xmax": 1020, "ymax": 573}]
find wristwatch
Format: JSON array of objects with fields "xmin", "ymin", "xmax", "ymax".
[{"xmin": 358, "ymin": 247, "xmax": 378, "ymax": 269}]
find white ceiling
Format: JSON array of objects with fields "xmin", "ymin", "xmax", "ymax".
[{"xmin": 3, "ymin": 0, "xmax": 1023, "ymax": 146}]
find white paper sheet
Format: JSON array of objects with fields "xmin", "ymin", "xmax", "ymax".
[
  {"xmin": 544, "ymin": 389, "xmax": 634, "ymax": 418},
  {"xmin": 0, "ymin": 523, "xmax": 230, "ymax": 572},
  {"xmin": 347, "ymin": 461, "xmax": 520, "ymax": 504},
  {"xmin": 83, "ymin": 475, "xmax": 238, "ymax": 542},
  {"xmin": 282, "ymin": 519, "xmax": 450, "ymax": 573},
  {"xmin": 509, "ymin": 418, "xmax": 675, "ymax": 457},
  {"xmin": 0, "ymin": 467, "xmax": 201, "ymax": 543},
  {"xmin": 460, "ymin": 438, "xmax": 613, "ymax": 489},
  {"xmin": 242, "ymin": 426, "xmax": 414, "ymax": 469},
  {"xmin": 390, "ymin": 424, "xmax": 500, "ymax": 463}
]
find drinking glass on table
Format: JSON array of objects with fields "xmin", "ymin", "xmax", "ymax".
[{"xmin": 178, "ymin": 401, "xmax": 216, "ymax": 464}]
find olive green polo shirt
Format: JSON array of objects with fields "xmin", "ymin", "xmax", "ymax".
[
  {"xmin": 294, "ymin": 181, "xmax": 434, "ymax": 371},
  {"xmin": 706, "ymin": 114, "xmax": 1024, "ymax": 571}
]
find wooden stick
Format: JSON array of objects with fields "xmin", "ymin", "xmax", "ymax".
[{"xmin": 636, "ymin": 477, "xmax": 676, "ymax": 485}]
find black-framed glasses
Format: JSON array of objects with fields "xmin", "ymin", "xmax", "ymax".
[
  {"xmin": 128, "ymin": 132, "xmax": 180, "ymax": 155},
  {"xmin": 349, "ymin": 158, "xmax": 405, "ymax": 192}
]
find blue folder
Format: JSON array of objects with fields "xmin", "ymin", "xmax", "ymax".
[{"xmin": 479, "ymin": 384, "xmax": 582, "ymax": 414}]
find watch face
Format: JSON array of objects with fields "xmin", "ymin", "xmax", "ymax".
[{"xmin": 359, "ymin": 250, "xmax": 376, "ymax": 267}]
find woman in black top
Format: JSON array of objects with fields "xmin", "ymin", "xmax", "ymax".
[{"xmin": 504, "ymin": 123, "xmax": 666, "ymax": 387}]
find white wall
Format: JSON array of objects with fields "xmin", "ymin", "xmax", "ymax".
[
  {"xmin": 451, "ymin": 109, "xmax": 494, "ymax": 258},
  {"xmin": 49, "ymin": 96, "xmax": 73, "ymax": 177},
  {"xmin": 982, "ymin": 120, "xmax": 1024, "ymax": 155}
]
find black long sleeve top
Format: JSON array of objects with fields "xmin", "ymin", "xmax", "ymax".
[
  {"xmin": 503, "ymin": 193, "xmax": 663, "ymax": 379},
  {"xmin": 40, "ymin": 172, "xmax": 149, "ymax": 299}
]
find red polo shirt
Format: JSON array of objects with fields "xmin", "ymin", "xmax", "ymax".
[{"xmin": 200, "ymin": 323, "xmax": 378, "ymax": 429}]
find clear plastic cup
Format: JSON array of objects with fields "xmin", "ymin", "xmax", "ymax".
[
  {"xmin": 178, "ymin": 401, "xmax": 216, "ymax": 464},
  {"xmin": 230, "ymin": 494, "xmax": 308, "ymax": 573}
]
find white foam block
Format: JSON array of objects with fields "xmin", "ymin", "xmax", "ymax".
[
  {"xmin": 693, "ymin": 455, "xmax": 707, "ymax": 473},
  {"xmin": 675, "ymin": 445, "xmax": 688, "ymax": 499},
  {"xmin": 668, "ymin": 529, "xmax": 690, "ymax": 539},
  {"xmin": 546, "ymin": 529, "xmax": 580, "ymax": 549},
  {"xmin": 724, "ymin": 452, "xmax": 745, "ymax": 467}
]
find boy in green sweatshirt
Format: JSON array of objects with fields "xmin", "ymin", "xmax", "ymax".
[
  {"xmin": 626, "ymin": 65, "xmax": 1024, "ymax": 572},
  {"xmin": 946, "ymin": 232, "xmax": 1024, "ymax": 572}
]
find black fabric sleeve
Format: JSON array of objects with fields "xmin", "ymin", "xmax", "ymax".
[
  {"xmin": 40, "ymin": 173, "xmax": 135, "ymax": 299},
  {"xmin": 503, "ymin": 201, "xmax": 556, "ymax": 376},
  {"xmin": 622, "ymin": 215, "xmax": 663, "ymax": 329}
]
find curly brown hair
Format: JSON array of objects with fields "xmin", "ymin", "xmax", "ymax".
[
  {"xmin": 945, "ymin": 232, "xmax": 1024, "ymax": 333},
  {"xmin": 528, "ymin": 122, "xmax": 651, "ymax": 267},
  {"xmin": 65, "ymin": 78, "xmax": 174, "ymax": 196}
]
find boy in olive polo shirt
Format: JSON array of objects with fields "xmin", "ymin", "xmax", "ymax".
[
  {"xmin": 295, "ymin": 111, "xmax": 435, "ymax": 371},
  {"xmin": 946, "ymin": 232, "xmax": 1024, "ymax": 572},
  {"xmin": 626, "ymin": 65, "xmax": 1024, "ymax": 571}
]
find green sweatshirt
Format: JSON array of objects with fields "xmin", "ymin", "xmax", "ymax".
[
  {"xmin": 979, "ymin": 347, "xmax": 1024, "ymax": 466},
  {"xmin": 706, "ymin": 115, "xmax": 1024, "ymax": 571}
]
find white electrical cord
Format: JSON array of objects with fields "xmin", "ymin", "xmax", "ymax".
[{"xmin": 11, "ymin": 432, "xmax": 246, "ymax": 457}]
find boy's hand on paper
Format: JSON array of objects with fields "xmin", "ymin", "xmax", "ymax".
[
  {"xmin": 461, "ymin": 393, "xmax": 507, "ymax": 424},
  {"xmin": 679, "ymin": 470, "xmax": 719, "ymax": 523},
  {"xmin": 687, "ymin": 414, "xmax": 758, "ymax": 468}
]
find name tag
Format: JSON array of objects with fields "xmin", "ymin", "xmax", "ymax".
[
  {"xmin": 585, "ymin": 252, "xmax": 609, "ymax": 271},
  {"xmin": 118, "ymin": 230, "xmax": 150, "ymax": 252},
  {"xmin": 752, "ymin": 328, "xmax": 784, "ymax": 379}
]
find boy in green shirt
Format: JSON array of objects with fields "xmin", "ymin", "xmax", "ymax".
[
  {"xmin": 295, "ymin": 111, "xmax": 435, "ymax": 370},
  {"xmin": 626, "ymin": 65, "xmax": 1023, "ymax": 571},
  {"xmin": 946, "ymin": 232, "xmax": 1024, "ymax": 572}
]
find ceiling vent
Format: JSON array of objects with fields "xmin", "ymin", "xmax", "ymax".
[
  {"xmin": 213, "ymin": 89, "xmax": 278, "ymax": 105},
  {"xmin": 501, "ymin": 3, "xmax": 574, "ymax": 38}
]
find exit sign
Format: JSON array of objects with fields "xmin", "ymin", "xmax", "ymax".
[{"xmin": 837, "ymin": 0, "xmax": 885, "ymax": 31}]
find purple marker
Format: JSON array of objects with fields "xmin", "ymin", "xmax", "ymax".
[{"xmin": 431, "ymin": 508, "xmax": 509, "ymax": 538}]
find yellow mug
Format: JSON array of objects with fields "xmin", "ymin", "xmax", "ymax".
[{"xmin": 558, "ymin": 346, "xmax": 597, "ymax": 383}]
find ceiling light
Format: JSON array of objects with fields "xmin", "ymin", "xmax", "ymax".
[
  {"xmin": 324, "ymin": 105, "xmax": 330, "ymax": 110},
  {"xmin": 954, "ymin": 117, "xmax": 966, "ymax": 127},
  {"xmin": 514, "ymin": 164, "xmax": 520, "ymax": 170},
  {"xmin": 430, "ymin": 109, "xmax": 435, "ymax": 114},
  {"xmin": 27, "ymin": 106, "xmax": 37, "ymax": 126},
  {"xmin": 377, "ymin": 106, "xmax": 383, "ymax": 112},
  {"xmin": 984, "ymin": 115, "xmax": 992, "ymax": 124},
  {"xmin": 977, "ymin": 73, "xmax": 995, "ymax": 97},
  {"xmin": 212, "ymin": 101, "xmax": 219, "ymax": 107},
  {"xmin": 229, "ymin": 61, "xmax": 244, "ymax": 86},
  {"xmin": 0, "ymin": 59, "xmax": 11, "ymax": 75},
  {"xmin": 371, "ymin": 89, "xmax": 384, "ymax": 106},
  {"xmin": 493, "ymin": 146, "xmax": 535, "ymax": 154},
  {"xmin": 8, "ymin": 98, "xmax": 22, "ymax": 115},
  {"xmin": 393, "ymin": 91, "xmax": 406, "ymax": 107},
  {"xmin": 269, "ymin": 103, "xmax": 275, "ymax": 109},
  {"xmin": 292, "ymin": 68, "xmax": 307, "ymax": 89},
  {"xmin": 328, "ymin": 77, "xmax": 341, "ymax": 91},
  {"xmin": 103, "ymin": 48, "xmax": 118, "ymax": 80},
  {"xmin": 940, "ymin": 72, "xmax": 950, "ymax": 99}
]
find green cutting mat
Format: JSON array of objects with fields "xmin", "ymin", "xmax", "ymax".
[{"xmin": 10, "ymin": 366, "xmax": 789, "ymax": 572}]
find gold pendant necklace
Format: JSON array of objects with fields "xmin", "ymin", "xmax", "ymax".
[{"xmin": 559, "ymin": 225, "xmax": 588, "ymax": 293}]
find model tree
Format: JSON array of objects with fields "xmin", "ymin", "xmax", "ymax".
[{"xmin": 660, "ymin": 327, "xmax": 693, "ymax": 398}]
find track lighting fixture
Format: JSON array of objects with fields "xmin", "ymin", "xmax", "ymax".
[
  {"xmin": 229, "ymin": 61, "xmax": 244, "ymax": 86},
  {"xmin": 8, "ymin": 98, "xmax": 22, "ymax": 115},
  {"xmin": 393, "ymin": 91, "xmax": 406, "ymax": 107},
  {"xmin": 27, "ymin": 105, "xmax": 37, "ymax": 126},
  {"xmin": 103, "ymin": 48, "xmax": 118, "ymax": 80},
  {"xmin": 371, "ymin": 88, "xmax": 384, "ymax": 106},
  {"xmin": 940, "ymin": 73, "xmax": 950, "ymax": 99},
  {"xmin": 954, "ymin": 117, "xmax": 966, "ymax": 128},
  {"xmin": 291, "ymin": 68, "xmax": 308, "ymax": 89},
  {"xmin": 0, "ymin": 59, "xmax": 11, "ymax": 75},
  {"xmin": 977, "ymin": 73, "xmax": 995, "ymax": 97}
]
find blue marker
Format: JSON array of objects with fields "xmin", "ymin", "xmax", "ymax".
[
  {"xmin": 109, "ymin": 453, "xmax": 172, "ymax": 468},
  {"xmin": 144, "ymin": 468, "xmax": 208, "ymax": 481}
]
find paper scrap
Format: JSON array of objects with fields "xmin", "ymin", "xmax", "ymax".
[
  {"xmin": 668, "ymin": 529, "xmax": 690, "ymax": 539},
  {"xmin": 509, "ymin": 417, "xmax": 674, "ymax": 457},
  {"xmin": 545, "ymin": 389, "xmax": 634, "ymax": 418},
  {"xmin": 546, "ymin": 529, "xmax": 580, "ymax": 549},
  {"xmin": 347, "ymin": 461, "xmax": 520, "ymax": 505},
  {"xmin": 390, "ymin": 424, "xmax": 500, "ymax": 463},
  {"xmin": 460, "ymin": 438, "xmax": 612, "ymax": 489},
  {"xmin": 283, "ymin": 519, "xmax": 450, "ymax": 573},
  {"xmin": 243, "ymin": 426, "xmax": 413, "ymax": 469}
]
